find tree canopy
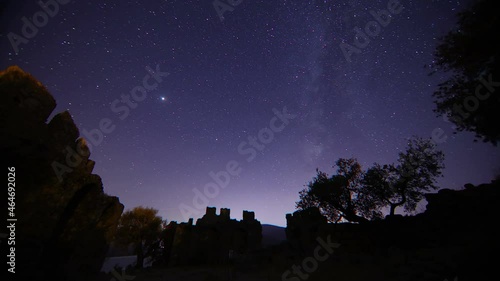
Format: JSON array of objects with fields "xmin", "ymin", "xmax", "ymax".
[
  {"xmin": 296, "ymin": 158, "xmax": 383, "ymax": 223},
  {"xmin": 363, "ymin": 137, "xmax": 445, "ymax": 215},
  {"xmin": 431, "ymin": 0, "xmax": 500, "ymax": 145},
  {"xmin": 296, "ymin": 137, "xmax": 445, "ymax": 222},
  {"xmin": 114, "ymin": 206, "xmax": 163, "ymax": 268}
]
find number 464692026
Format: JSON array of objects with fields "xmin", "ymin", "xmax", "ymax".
[{"xmin": 8, "ymin": 167, "xmax": 15, "ymax": 216}]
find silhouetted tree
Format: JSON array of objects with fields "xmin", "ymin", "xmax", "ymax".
[
  {"xmin": 297, "ymin": 171, "xmax": 345, "ymax": 223},
  {"xmin": 146, "ymin": 220, "xmax": 170, "ymax": 266},
  {"xmin": 431, "ymin": 0, "xmax": 500, "ymax": 145},
  {"xmin": 296, "ymin": 158, "xmax": 383, "ymax": 223},
  {"xmin": 114, "ymin": 206, "xmax": 163, "ymax": 268},
  {"xmin": 363, "ymin": 137, "xmax": 445, "ymax": 215}
]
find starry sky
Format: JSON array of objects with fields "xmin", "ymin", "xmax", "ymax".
[{"xmin": 2, "ymin": 0, "xmax": 499, "ymax": 227}]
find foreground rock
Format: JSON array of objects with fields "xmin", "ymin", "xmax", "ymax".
[
  {"xmin": 1, "ymin": 66, "xmax": 124, "ymax": 281},
  {"xmin": 159, "ymin": 207, "xmax": 262, "ymax": 266}
]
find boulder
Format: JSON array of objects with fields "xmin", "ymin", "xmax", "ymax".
[{"xmin": 1, "ymin": 66, "xmax": 124, "ymax": 281}]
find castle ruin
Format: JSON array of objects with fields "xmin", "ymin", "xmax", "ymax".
[{"xmin": 160, "ymin": 207, "xmax": 262, "ymax": 266}]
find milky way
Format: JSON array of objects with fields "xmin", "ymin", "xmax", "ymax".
[{"xmin": 2, "ymin": 0, "xmax": 498, "ymax": 226}]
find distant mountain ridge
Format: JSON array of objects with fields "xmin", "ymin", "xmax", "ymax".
[{"xmin": 261, "ymin": 224, "xmax": 286, "ymax": 247}]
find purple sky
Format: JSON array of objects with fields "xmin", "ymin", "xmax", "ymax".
[{"xmin": 2, "ymin": 0, "xmax": 499, "ymax": 226}]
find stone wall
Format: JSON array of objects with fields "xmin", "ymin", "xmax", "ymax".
[{"xmin": 160, "ymin": 207, "xmax": 262, "ymax": 266}]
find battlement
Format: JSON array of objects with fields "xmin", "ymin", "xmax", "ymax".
[
  {"xmin": 167, "ymin": 206, "xmax": 262, "ymax": 265},
  {"xmin": 243, "ymin": 210, "xmax": 255, "ymax": 221},
  {"xmin": 206, "ymin": 206, "xmax": 217, "ymax": 217},
  {"xmin": 220, "ymin": 208, "xmax": 231, "ymax": 219}
]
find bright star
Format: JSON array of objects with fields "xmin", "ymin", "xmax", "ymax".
[{"xmin": 160, "ymin": 96, "xmax": 166, "ymax": 101}]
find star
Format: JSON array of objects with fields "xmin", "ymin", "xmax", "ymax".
[{"xmin": 4, "ymin": 0, "xmax": 498, "ymax": 228}]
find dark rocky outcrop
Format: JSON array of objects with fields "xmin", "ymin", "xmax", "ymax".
[
  {"xmin": 1, "ymin": 66, "xmax": 124, "ymax": 281},
  {"xmin": 284, "ymin": 180, "xmax": 500, "ymax": 281}
]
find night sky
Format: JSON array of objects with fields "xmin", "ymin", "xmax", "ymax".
[{"xmin": 2, "ymin": 0, "xmax": 499, "ymax": 226}]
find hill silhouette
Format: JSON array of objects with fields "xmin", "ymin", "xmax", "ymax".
[{"xmin": 261, "ymin": 224, "xmax": 286, "ymax": 247}]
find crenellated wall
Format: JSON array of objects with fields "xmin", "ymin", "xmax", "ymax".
[{"xmin": 160, "ymin": 207, "xmax": 262, "ymax": 266}]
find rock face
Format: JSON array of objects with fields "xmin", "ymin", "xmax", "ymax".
[
  {"xmin": 1, "ymin": 66, "xmax": 124, "ymax": 281},
  {"xmin": 160, "ymin": 207, "xmax": 262, "ymax": 266},
  {"xmin": 284, "ymin": 181, "xmax": 500, "ymax": 281}
]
